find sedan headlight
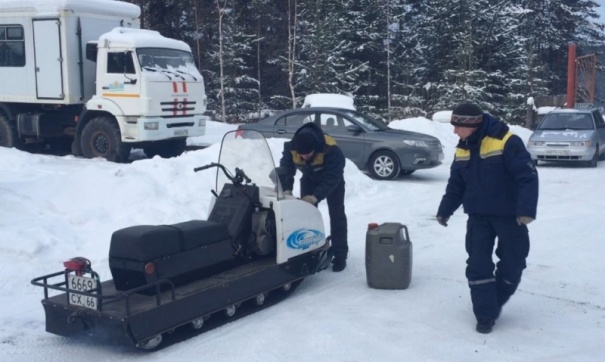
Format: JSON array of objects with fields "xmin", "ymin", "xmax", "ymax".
[
  {"xmin": 402, "ymin": 140, "xmax": 430, "ymax": 147},
  {"xmin": 528, "ymin": 140, "xmax": 544, "ymax": 147},
  {"xmin": 571, "ymin": 140, "xmax": 592, "ymax": 147}
]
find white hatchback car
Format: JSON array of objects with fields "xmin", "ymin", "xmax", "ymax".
[{"xmin": 527, "ymin": 108, "xmax": 605, "ymax": 167}]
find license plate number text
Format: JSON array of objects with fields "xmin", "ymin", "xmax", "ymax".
[{"xmin": 68, "ymin": 275, "xmax": 98, "ymax": 310}]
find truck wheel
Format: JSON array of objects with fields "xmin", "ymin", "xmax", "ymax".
[
  {"xmin": 80, "ymin": 116, "xmax": 130, "ymax": 162},
  {"xmin": 368, "ymin": 150, "xmax": 400, "ymax": 180},
  {"xmin": 144, "ymin": 139, "xmax": 186, "ymax": 159},
  {"xmin": 0, "ymin": 114, "xmax": 21, "ymax": 149}
]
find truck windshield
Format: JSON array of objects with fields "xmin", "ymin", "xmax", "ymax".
[{"xmin": 137, "ymin": 48, "xmax": 200, "ymax": 79}]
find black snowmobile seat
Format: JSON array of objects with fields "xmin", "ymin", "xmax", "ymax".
[
  {"xmin": 110, "ymin": 220, "xmax": 231, "ymax": 262},
  {"xmin": 110, "ymin": 225, "xmax": 180, "ymax": 261},
  {"xmin": 171, "ymin": 220, "xmax": 231, "ymax": 250},
  {"xmin": 109, "ymin": 220, "xmax": 236, "ymax": 292}
]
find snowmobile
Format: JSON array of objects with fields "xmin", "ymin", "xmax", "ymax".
[{"xmin": 31, "ymin": 129, "xmax": 332, "ymax": 349}]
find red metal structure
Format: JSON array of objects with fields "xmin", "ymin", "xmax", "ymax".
[
  {"xmin": 567, "ymin": 43, "xmax": 597, "ymax": 108},
  {"xmin": 566, "ymin": 43, "xmax": 577, "ymax": 108}
]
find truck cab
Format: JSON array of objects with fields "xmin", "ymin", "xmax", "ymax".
[
  {"xmin": 0, "ymin": 0, "xmax": 208, "ymax": 162},
  {"xmin": 75, "ymin": 27, "xmax": 208, "ymax": 161}
]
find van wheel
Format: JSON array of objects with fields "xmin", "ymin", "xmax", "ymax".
[
  {"xmin": 80, "ymin": 116, "xmax": 130, "ymax": 162},
  {"xmin": 0, "ymin": 114, "xmax": 21, "ymax": 149},
  {"xmin": 369, "ymin": 150, "xmax": 400, "ymax": 180}
]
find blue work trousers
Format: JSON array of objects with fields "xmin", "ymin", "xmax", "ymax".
[
  {"xmin": 301, "ymin": 178, "xmax": 348, "ymax": 260},
  {"xmin": 465, "ymin": 215, "xmax": 530, "ymax": 320}
]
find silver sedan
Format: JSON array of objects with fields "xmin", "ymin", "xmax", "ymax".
[{"xmin": 527, "ymin": 108, "xmax": 605, "ymax": 167}]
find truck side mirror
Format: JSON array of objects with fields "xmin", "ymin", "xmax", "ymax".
[{"xmin": 85, "ymin": 42, "xmax": 98, "ymax": 62}]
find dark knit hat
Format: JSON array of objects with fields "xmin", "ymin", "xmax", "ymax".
[
  {"xmin": 293, "ymin": 131, "xmax": 316, "ymax": 154},
  {"xmin": 451, "ymin": 103, "xmax": 483, "ymax": 128}
]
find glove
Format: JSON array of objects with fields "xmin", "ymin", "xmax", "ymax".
[
  {"xmin": 516, "ymin": 216, "xmax": 534, "ymax": 225},
  {"xmin": 302, "ymin": 195, "xmax": 318, "ymax": 205},
  {"xmin": 283, "ymin": 190, "xmax": 293, "ymax": 196},
  {"xmin": 436, "ymin": 215, "xmax": 449, "ymax": 227}
]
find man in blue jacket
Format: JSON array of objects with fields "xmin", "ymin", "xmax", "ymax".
[
  {"xmin": 280, "ymin": 122, "xmax": 348, "ymax": 272},
  {"xmin": 436, "ymin": 102, "xmax": 539, "ymax": 334}
]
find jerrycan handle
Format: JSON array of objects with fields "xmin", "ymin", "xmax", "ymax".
[{"xmin": 399, "ymin": 224, "xmax": 410, "ymax": 242}]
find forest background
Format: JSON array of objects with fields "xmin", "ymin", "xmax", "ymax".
[{"xmin": 123, "ymin": 0, "xmax": 605, "ymax": 125}]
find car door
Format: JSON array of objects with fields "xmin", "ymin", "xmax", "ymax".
[
  {"xmin": 318, "ymin": 111, "xmax": 365, "ymax": 168},
  {"xmin": 273, "ymin": 111, "xmax": 316, "ymax": 139}
]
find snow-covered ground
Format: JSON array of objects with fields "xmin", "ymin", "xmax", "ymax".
[{"xmin": 1, "ymin": 118, "xmax": 604, "ymax": 361}]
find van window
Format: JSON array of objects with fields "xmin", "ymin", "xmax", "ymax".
[{"xmin": 0, "ymin": 25, "xmax": 25, "ymax": 67}]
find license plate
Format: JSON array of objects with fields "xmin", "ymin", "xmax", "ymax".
[
  {"xmin": 174, "ymin": 129, "xmax": 188, "ymax": 136},
  {"xmin": 67, "ymin": 274, "xmax": 98, "ymax": 310},
  {"xmin": 546, "ymin": 149, "xmax": 569, "ymax": 155}
]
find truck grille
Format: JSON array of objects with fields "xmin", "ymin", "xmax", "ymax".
[{"xmin": 160, "ymin": 100, "xmax": 196, "ymax": 117}]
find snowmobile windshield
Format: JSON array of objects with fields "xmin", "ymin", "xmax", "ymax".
[{"xmin": 216, "ymin": 129, "xmax": 284, "ymax": 199}]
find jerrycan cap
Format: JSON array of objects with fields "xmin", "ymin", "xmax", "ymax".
[{"xmin": 368, "ymin": 222, "xmax": 379, "ymax": 230}]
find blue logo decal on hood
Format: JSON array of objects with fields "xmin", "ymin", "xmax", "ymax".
[{"xmin": 286, "ymin": 229, "xmax": 324, "ymax": 250}]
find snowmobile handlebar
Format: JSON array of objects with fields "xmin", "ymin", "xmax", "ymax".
[{"xmin": 194, "ymin": 162, "xmax": 252, "ymax": 186}]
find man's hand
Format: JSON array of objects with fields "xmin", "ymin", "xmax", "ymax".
[
  {"xmin": 436, "ymin": 215, "xmax": 449, "ymax": 227},
  {"xmin": 283, "ymin": 190, "xmax": 293, "ymax": 196},
  {"xmin": 302, "ymin": 195, "xmax": 318, "ymax": 205},
  {"xmin": 516, "ymin": 216, "xmax": 534, "ymax": 225}
]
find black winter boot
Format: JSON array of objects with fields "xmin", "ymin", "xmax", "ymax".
[
  {"xmin": 332, "ymin": 257, "xmax": 346, "ymax": 272},
  {"xmin": 476, "ymin": 319, "xmax": 495, "ymax": 334}
]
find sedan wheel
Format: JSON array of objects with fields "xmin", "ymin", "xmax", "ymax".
[{"xmin": 369, "ymin": 150, "xmax": 400, "ymax": 180}]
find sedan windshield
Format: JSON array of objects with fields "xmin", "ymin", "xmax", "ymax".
[
  {"xmin": 343, "ymin": 111, "xmax": 389, "ymax": 131},
  {"xmin": 538, "ymin": 114, "xmax": 595, "ymax": 130}
]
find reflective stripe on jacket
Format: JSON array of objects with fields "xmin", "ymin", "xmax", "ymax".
[{"xmin": 438, "ymin": 114, "xmax": 539, "ymax": 218}]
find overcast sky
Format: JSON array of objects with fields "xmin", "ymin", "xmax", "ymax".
[{"xmin": 596, "ymin": 0, "xmax": 605, "ymax": 20}]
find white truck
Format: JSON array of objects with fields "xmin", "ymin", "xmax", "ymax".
[{"xmin": 0, "ymin": 0, "xmax": 208, "ymax": 162}]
